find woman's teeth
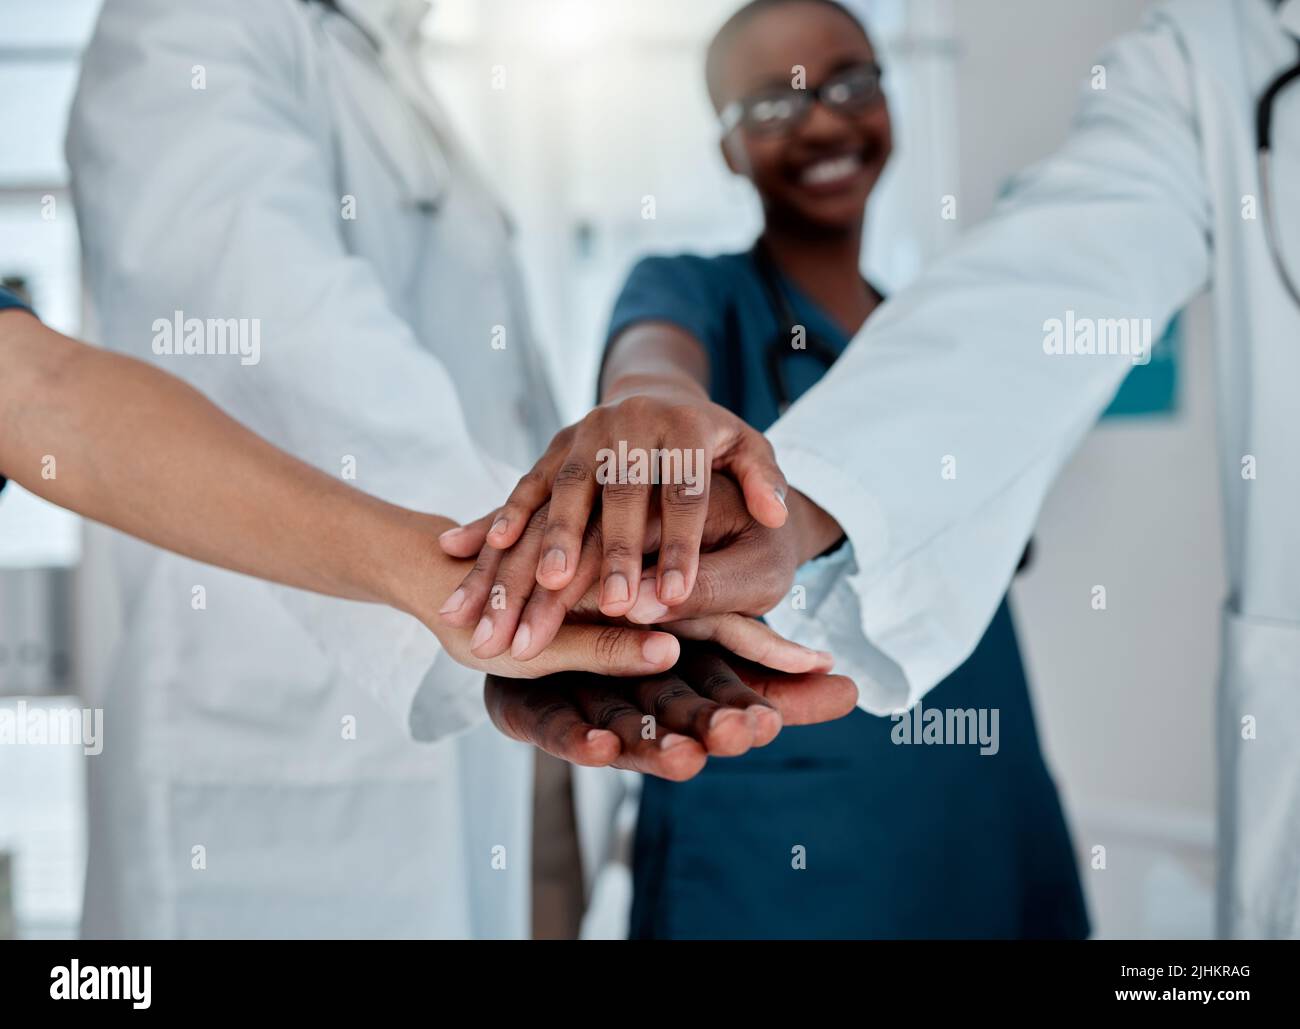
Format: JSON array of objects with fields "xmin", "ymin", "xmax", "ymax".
[{"xmin": 801, "ymin": 154, "xmax": 864, "ymax": 186}]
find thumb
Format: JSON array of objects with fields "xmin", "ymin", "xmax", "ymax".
[
  {"xmin": 437, "ymin": 511, "xmax": 494, "ymax": 558},
  {"xmin": 525, "ymin": 623, "xmax": 680, "ymax": 677},
  {"xmin": 669, "ymin": 614, "xmax": 832, "ymax": 674},
  {"xmin": 723, "ymin": 432, "xmax": 788, "ymax": 529}
]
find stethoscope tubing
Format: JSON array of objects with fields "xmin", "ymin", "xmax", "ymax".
[{"xmin": 1258, "ymin": 38, "xmax": 1300, "ymax": 309}]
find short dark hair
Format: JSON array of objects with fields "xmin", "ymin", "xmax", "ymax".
[{"xmin": 705, "ymin": 0, "xmax": 872, "ymax": 110}]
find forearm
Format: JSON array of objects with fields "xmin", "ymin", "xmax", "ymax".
[
  {"xmin": 600, "ymin": 322, "xmax": 711, "ymax": 402},
  {"xmin": 602, "ymin": 319, "xmax": 841, "ymax": 560},
  {"xmin": 0, "ymin": 312, "xmax": 452, "ymax": 617}
]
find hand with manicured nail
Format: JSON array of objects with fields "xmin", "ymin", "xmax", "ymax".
[
  {"xmin": 427, "ymin": 580, "xmax": 683, "ymax": 681},
  {"xmin": 438, "ymin": 474, "xmax": 842, "ymax": 661},
  {"xmin": 484, "ymin": 645, "xmax": 858, "ymax": 781},
  {"xmin": 623, "ymin": 475, "xmax": 845, "ymax": 627},
  {"xmin": 424, "ymin": 515, "xmax": 832, "ymax": 682},
  {"xmin": 444, "ymin": 374, "xmax": 791, "ymax": 618}
]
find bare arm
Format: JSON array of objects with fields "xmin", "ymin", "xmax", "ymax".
[
  {"xmin": 0, "ymin": 310, "xmax": 687, "ymax": 679},
  {"xmin": 599, "ymin": 320, "xmax": 713, "ymax": 402},
  {"xmin": 2, "ymin": 309, "xmax": 435, "ymax": 609}
]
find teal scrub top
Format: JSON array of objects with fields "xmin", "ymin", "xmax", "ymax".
[{"xmin": 608, "ymin": 250, "xmax": 1089, "ymax": 939}]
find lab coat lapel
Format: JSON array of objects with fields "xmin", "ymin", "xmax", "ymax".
[
  {"xmin": 328, "ymin": 0, "xmax": 515, "ymax": 224},
  {"xmin": 1280, "ymin": 0, "xmax": 1300, "ymax": 38},
  {"xmin": 324, "ymin": 0, "xmax": 448, "ymax": 210}
]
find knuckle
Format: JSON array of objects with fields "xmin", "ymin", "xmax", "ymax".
[
  {"xmin": 701, "ymin": 671, "xmax": 737, "ymax": 695},
  {"xmin": 524, "ymin": 696, "xmax": 572, "ymax": 738},
  {"xmin": 673, "ymin": 407, "xmax": 711, "ymax": 440},
  {"xmin": 587, "ymin": 699, "xmax": 630, "ymax": 731},
  {"xmin": 658, "ymin": 540, "xmax": 695, "ymax": 568},
  {"xmin": 581, "ymin": 520, "xmax": 604, "ymax": 551},
  {"xmin": 602, "ymin": 482, "xmax": 647, "ymax": 508},
  {"xmin": 554, "ymin": 460, "xmax": 593, "ymax": 489},
  {"xmin": 514, "ymin": 467, "xmax": 550, "ymax": 498},
  {"xmin": 519, "ymin": 508, "xmax": 549, "ymax": 542},
  {"xmin": 651, "ymin": 685, "xmax": 695, "ymax": 717},
  {"xmin": 594, "ymin": 626, "xmax": 631, "ymax": 664},
  {"xmin": 543, "ymin": 518, "xmax": 576, "ymax": 545},
  {"xmin": 615, "ymin": 394, "xmax": 657, "ymax": 421},
  {"xmin": 601, "ymin": 538, "xmax": 638, "ymax": 565},
  {"xmin": 663, "ymin": 481, "xmax": 706, "ymax": 510}
]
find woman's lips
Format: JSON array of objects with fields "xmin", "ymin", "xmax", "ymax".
[{"xmin": 799, "ymin": 153, "xmax": 865, "ymax": 186}]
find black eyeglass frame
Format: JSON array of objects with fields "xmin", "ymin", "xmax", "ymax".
[{"xmin": 719, "ymin": 61, "xmax": 884, "ymax": 137}]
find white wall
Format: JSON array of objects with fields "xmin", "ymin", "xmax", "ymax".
[{"xmin": 950, "ymin": 0, "xmax": 1223, "ymax": 937}]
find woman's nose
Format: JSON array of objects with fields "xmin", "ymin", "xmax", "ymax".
[{"xmin": 795, "ymin": 98, "xmax": 857, "ymax": 143}]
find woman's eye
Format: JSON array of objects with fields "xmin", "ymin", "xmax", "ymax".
[
  {"xmin": 752, "ymin": 97, "xmax": 793, "ymax": 123},
  {"xmin": 826, "ymin": 83, "xmax": 852, "ymax": 104}
]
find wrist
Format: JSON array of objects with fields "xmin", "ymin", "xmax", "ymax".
[
  {"xmin": 786, "ymin": 488, "xmax": 845, "ymax": 565},
  {"xmin": 602, "ymin": 369, "xmax": 709, "ymax": 405},
  {"xmin": 373, "ymin": 508, "xmax": 464, "ymax": 629}
]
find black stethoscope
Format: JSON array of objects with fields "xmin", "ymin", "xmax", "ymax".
[
  {"xmin": 1258, "ymin": 34, "xmax": 1300, "ymax": 308},
  {"xmin": 751, "ymin": 243, "xmax": 875, "ymax": 414}
]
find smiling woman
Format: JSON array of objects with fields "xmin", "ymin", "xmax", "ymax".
[
  {"xmin": 709, "ymin": 0, "xmax": 893, "ymax": 252},
  {"xmin": 467, "ymin": 0, "xmax": 1090, "ymax": 941}
]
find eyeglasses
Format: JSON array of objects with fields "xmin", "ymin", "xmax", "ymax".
[{"xmin": 720, "ymin": 61, "xmax": 884, "ymax": 136}]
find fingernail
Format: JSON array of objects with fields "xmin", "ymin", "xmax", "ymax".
[
  {"xmin": 541, "ymin": 548, "xmax": 567, "ymax": 578},
  {"xmin": 586, "ymin": 728, "xmax": 614, "ymax": 745},
  {"xmin": 641, "ymin": 634, "xmax": 678, "ymax": 666},
  {"xmin": 490, "ymin": 517, "xmax": 509, "ymax": 537},
  {"xmin": 438, "ymin": 527, "xmax": 464, "ymax": 542},
  {"xmin": 439, "ymin": 588, "xmax": 466, "ymax": 615},
  {"xmin": 709, "ymin": 708, "xmax": 747, "ymax": 731},
  {"xmin": 603, "ymin": 573, "xmax": 630, "ymax": 606},
  {"xmin": 774, "ymin": 487, "xmax": 788, "ymax": 511},
  {"xmin": 659, "ymin": 733, "xmax": 690, "ymax": 751},
  {"xmin": 629, "ymin": 590, "xmax": 670, "ymax": 624},
  {"xmin": 752, "ymin": 705, "xmax": 783, "ymax": 736},
  {"xmin": 470, "ymin": 616, "xmax": 493, "ymax": 650},
  {"xmin": 510, "ymin": 623, "xmax": 532, "ymax": 658},
  {"xmin": 659, "ymin": 569, "xmax": 686, "ymax": 602}
]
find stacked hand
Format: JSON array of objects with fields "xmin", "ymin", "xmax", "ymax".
[
  {"xmin": 485, "ymin": 646, "xmax": 856, "ymax": 781},
  {"xmin": 435, "ymin": 379, "xmax": 851, "ymax": 779}
]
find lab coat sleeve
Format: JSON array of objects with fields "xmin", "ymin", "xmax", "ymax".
[
  {"xmin": 66, "ymin": 0, "xmax": 510, "ymax": 740},
  {"xmin": 764, "ymin": 12, "xmax": 1213, "ymax": 714}
]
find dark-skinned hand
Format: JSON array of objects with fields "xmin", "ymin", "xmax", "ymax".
[{"xmin": 484, "ymin": 643, "xmax": 858, "ymax": 781}]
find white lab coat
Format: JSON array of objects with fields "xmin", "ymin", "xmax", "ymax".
[
  {"xmin": 66, "ymin": 0, "xmax": 602, "ymax": 938},
  {"xmin": 765, "ymin": 0, "xmax": 1300, "ymax": 938}
]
